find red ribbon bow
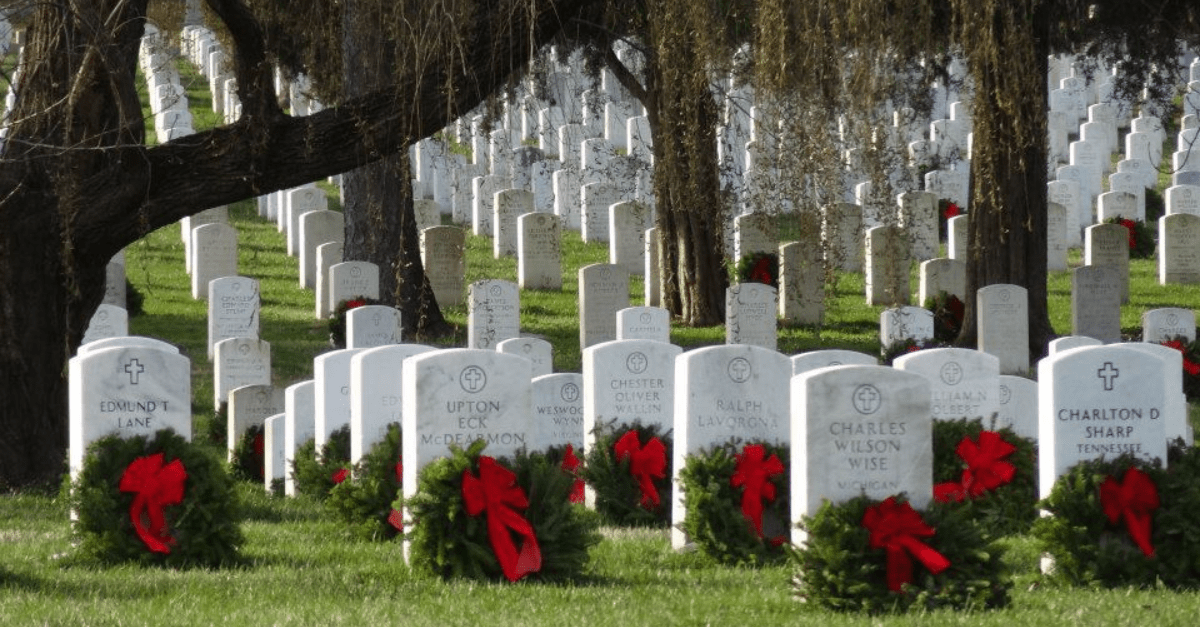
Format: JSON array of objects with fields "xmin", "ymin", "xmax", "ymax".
[
  {"xmin": 613, "ymin": 430, "xmax": 667, "ymax": 509},
  {"xmin": 331, "ymin": 468, "xmax": 350, "ymax": 484},
  {"xmin": 934, "ymin": 431, "xmax": 1016, "ymax": 503},
  {"xmin": 862, "ymin": 497, "xmax": 951, "ymax": 591},
  {"xmin": 1100, "ymin": 467, "xmax": 1159, "ymax": 557},
  {"xmin": 461, "ymin": 456, "xmax": 542, "ymax": 582},
  {"xmin": 561, "ymin": 444, "xmax": 585, "ymax": 504},
  {"xmin": 118, "ymin": 453, "xmax": 188, "ymax": 554},
  {"xmin": 730, "ymin": 444, "xmax": 785, "ymax": 540}
]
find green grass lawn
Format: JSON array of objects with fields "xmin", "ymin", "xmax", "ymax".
[{"xmin": 6, "ymin": 50, "xmax": 1200, "ymax": 627}]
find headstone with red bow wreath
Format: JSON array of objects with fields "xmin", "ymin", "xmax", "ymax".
[
  {"xmin": 581, "ymin": 420, "xmax": 674, "ymax": 527},
  {"xmin": 291, "ymin": 425, "xmax": 351, "ymax": 501},
  {"xmin": 326, "ymin": 423, "xmax": 405, "ymax": 541},
  {"xmin": 70, "ymin": 429, "xmax": 244, "ymax": 567},
  {"xmin": 678, "ymin": 440, "xmax": 790, "ymax": 565},
  {"xmin": 733, "ymin": 252, "xmax": 779, "ymax": 289},
  {"xmin": 404, "ymin": 440, "xmax": 600, "ymax": 582},
  {"xmin": 791, "ymin": 493, "xmax": 1011, "ymax": 612},
  {"xmin": 230, "ymin": 423, "xmax": 266, "ymax": 484},
  {"xmin": 931, "ymin": 418, "xmax": 1038, "ymax": 537},
  {"xmin": 1158, "ymin": 334, "xmax": 1200, "ymax": 402},
  {"xmin": 328, "ymin": 296, "xmax": 381, "ymax": 348},
  {"xmin": 1033, "ymin": 445, "xmax": 1200, "ymax": 588}
]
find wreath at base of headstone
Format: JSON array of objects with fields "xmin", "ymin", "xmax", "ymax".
[
  {"xmin": 204, "ymin": 405, "xmax": 228, "ymax": 447},
  {"xmin": 402, "ymin": 439, "xmax": 601, "ymax": 582},
  {"xmin": 678, "ymin": 439, "xmax": 790, "ymax": 566},
  {"xmin": 1032, "ymin": 443, "xmax": 1200, "ymax": 588},
  {"xmin": 69, "ymin": 428, "xmax": 245, "ymax": 567},
  {"xmin": 932, "ymin": 417, "xmax": 1038, "ymax": 537},
  {"xmin": 880, "ymin": 338, "xmax": 949, "ymax": 366},
  {"xmin": 924, "ymin": 291, "xmax": 965, "ymax": 344},
  {"xmin": 291, "ymin": 425, "xmax": 351, "ymax": 501},
  {"xmin": 326, "ymin": 423, "xmax": 404, "ymax": 541},
  {"xmin": 791, "ymin": 494, "xmax": 1011, "ymax": 613},
  {"xmin": 328, "ymin": 296, "xmax": 381, "ymax": 348},
  {"xmin": 732, "ymin": 251, "xmax": 779, "ymax": 289},
  {"xmin": 581, "ymin": 420, "xmax": 674, "ymax": 527},
  {"xmin": 1107, "ymin": 216, "xmax": 1156, "ymax": 259},
  {"xmin": 229, "ymin": 423, "xmax": 265, "ymax": 483},
  {"xmin": 1158, "ymin": 334, "xmax": 1200, "ymax": 401}
]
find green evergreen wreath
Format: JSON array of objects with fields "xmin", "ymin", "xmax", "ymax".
[
  {"xmin": 1032, "ymin": 444, "xmax": 1200, "ymax": 588},
  {"xmin": 326, "ymin": 423, "xmax": 405, "ymax": 541},
  {"xmin": 679, "ymin": 439, "xmax": 790, "ymax": 565},
  {"xmin": 1107, "ymin": 216, "xmax": 1156, "ymax": 259},
  {"xmin": 791, "ymin": 494, "xmax": 1011, "ymax": 613},
  {"xmin": 733, "ymin": 251, "xmax": 779, "ymax": 289},
  {"xmin": 581, "ymin": 420, "xmax": 674, "ymax": 527},
  {"xmin": 924, "ymin": 290, "xmax": 965, "ymax": 344},
  {"xmin": 931, "ymin": 418, "xmax": 1038, "ymax": 537},
  {"xmin": 1158, "ymin": 335, "xmax": 1200, "ymax": 402},
  {"xmin": 229, "ymin": 423, "xmax": 265, "ymax": 483},
  {"xmin": 69, "ymin": 429, "xmax": 245, "ymax": 567},
  {"xmin": 328, "ymin": 296, "xmax": 380, "ymax": 348},
  {"xmin": 291, "ymin": 425, "xmax": 352, "ymax": 501},
  {"xmin": 880, "ymin": 338, "xmax": 948, "ymax": 365},
  {"xmin": 403, "ymin": 439, "xmax": 601, "ymax": 582}
]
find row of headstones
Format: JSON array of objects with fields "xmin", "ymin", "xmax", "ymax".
[
  {"xmin": 200, "ymin": 337, "xmax": 1186, "ymax": 549},
  {"xmin": 139, "ymin": 26, "xmax": 195, "ymax": 143}
]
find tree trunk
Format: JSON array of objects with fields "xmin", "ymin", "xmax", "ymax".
[
  {"xmin": 0, "ymin": 0, "xmax": 593, "ymax": 487},
  {"xmin": 959, "ymin": 12, "xmax": 1055, "ymax": 361},
  {"xmin": 645, "ymin": 1, "xmax": 728, "ymax": 326},
  {"xmin": 341, "ymin": 0, "xmax": 449, "ymax": 338}
]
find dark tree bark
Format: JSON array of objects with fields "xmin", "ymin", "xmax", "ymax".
[
  {"xmin": 341, "ymin": 0, "xmax": 449, "ymax": 338},
  {"xmin": 958, "ymin": 9, "xmax": 1055, "ymax": 362},
  {"xmin": 0, "ymin": 0, "xmax": 593, "ymax": 487}
]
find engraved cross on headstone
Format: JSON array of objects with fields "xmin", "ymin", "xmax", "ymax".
[
  {"xmin": 124, "ymin": 359, "xmax": 145, "ymax": 385},
  {"xmin": 1097, "ymin": 361, "xmax": 1120, "ymax": 391}
]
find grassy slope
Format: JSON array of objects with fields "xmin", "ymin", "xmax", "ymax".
[{"xmin": 7, "ymin": 52, "xmax": 1200, "ymax": 627}]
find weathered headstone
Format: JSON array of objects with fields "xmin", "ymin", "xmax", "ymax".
[
  {"xmin": 644, "ymin": 227, "xmax": 661, "ymax": 307},
  {"xmin": 496, "ymin": 337, "xmax": 554, "ymax": 378},
  {"xmin": 468, "ymin": 279, "xmax": 520, "ymax": 349},
  {"xmin": 1141, "ymin": 307, "xmax": 1196, "ymax": 343},
  {"xmin": 1071, "ymin": 265, "xmax": 1123, "ymax": 343},
  {"xmin": 82, "ymin": 304, "xmax": 129, "ymax": 346},
  {"xmin": 578, "ymin": 264, "xmax": 630, "ymax": 349},
  {"xmin": 918, "ymin": 258, "xmax": 967, "ymax": 307},
  {"xmin": 779, "ymin": 239, "xmax": 824, "ymax": 326},
  {"xmin": 420, "ymin": 226, "xmax": 466, "ymax": 307},
  {"xmin": 213, "ymin": 337, "xmax": 270, "ymax": 411},
  {"xmin": 1084, "ymin": 223, "xmax": 1130, "ymax": 302},
  {"xmin": 530, "ymin": 373, "xmax": 584, "ymax": 452},
  {"xmin": 790, "ymin": 365, "xmax": 932, "ymax": 544},
  {"xmin": 976, "ymin": 284, "xmax": 1030, "ymax": 374},
  {"xmin": 494, "ymin": 189, "xmax": 534, "ymax": 258},
  {"xmin": 616, "ymin": 306, "xmax": 671, "ymax": 343},
  {"xmin": 1038, "ymin": 345, "xmax": 1168, "ymax": 498},
  {"xmin": 726, "ymin": 283, "xmax": 777, "ymax": 350},
  {"xmin": 894, "ymin": 347, "xmax": 1001, "ymax": 422},
  {"xmin": 996, "ymin": 375, "xmax": 1037, "ymax": 440},
  {"xmin": 880, "ymin": 306, "xmax": 935, "ymax": 347},
  {"xmin": 898, "ymin": 191, "xmax": 939, "ymax": 261},
  {"xmin": 609, "ymin": 202, "xmax": 650, "ymax": 276},
  {"xmin": 671, "ymin": 344, "xmax": 791, "ymax": 549},
  {"xmin": 190, "ymin": 222, "xmax": 238, "ymax": 300},
  {"xmin": 227, "ymin": 384, "xmax": 284, "ymax": 462},
  {"xmin": 864, "ymin": 225, "xmax": 911, "ymax": 306},
  {"xmin": 328, "ymin": 261, "xmax": 380, "ymax": 314},
  {"xmin": 299, "ymin": 210, "xmax": 344, "ymax": 289},
  {"xmin": 1158, "ymin": 213, "xmax": 1200, "ymax": 284},
  {"xmin": 947, "ymin": 214, "xmax": 968, "ymax": 261},
  {"xmin": 284, "ymin": 186, "xmax": 326, "ymax": 255},
  {"xmin": 822, "ymin": 202, "xmax": 863, "ymax": 272},
  {"xmin": 207, "ymin": 276, "xmax": 259, "ymax": 360},
  {"xmin": 314, "ymin": 241, "xmax": 344, "ymax": 319},
  {"xmin": 69, "ymin": 344, "xmax": 192, "ymax": 478},
  {"xmin": 1165, "ymin": 185, "xmax": 1200, "ymax": 216},
  {"xmin": 517, "ymin": 212, "xmax": 562, "ymax": 290},
  {"xmin": 348, "ymin": 344, "xmax": 436, "ymax": 464},
  {"xmin": 581, "ymin": 182, "xmax": 622, "ymax": 243},
  {"xmin": 1047, "ymin": 202, "xmax": 1070, "ymax": 272},
  {"xmin": 346, "ymin": 305, "xmax": 402, "ymax": 349},
  {"xmin": 790, "ymin": 350, "xmax": 877, "ymax": 375}
]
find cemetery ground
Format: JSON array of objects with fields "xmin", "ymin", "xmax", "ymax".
[{"xmin": 4, "ymin": 200, "xmax": 1200, "ymax": 624}]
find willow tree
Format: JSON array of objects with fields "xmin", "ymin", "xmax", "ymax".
[
  {"xmin": 756, "ymin": 0, "xmax": 1199, "ymax": 359},
  {"xmin": 0, "ymin": 0, "xmax": 593, "ymax": 487}
]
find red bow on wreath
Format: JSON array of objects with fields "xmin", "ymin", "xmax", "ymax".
[
  {"xmin": 387, "ymin": 457, "xmax": 404, "ymax": 532},
  {"xmin": 730, "ymin": 444, "xmax": 785, "ymax": 541},
  {"xmin": 1162, "ymin": 340, "xmax": 1200, "ymax": 376},
  {"xmin": 933, "ymin": 431, "xmax": 1016, "ymax": 503},
  {"xmin": 750, "ymin": 257, "xmax": 774, "ymax": 285},
  {"xmin": 461, "ymin": 456, "xmax": 542, "ymax": 581},
  {"xmin": 862, "ymin": 497, "xmax": 951, "ymax": 591},
  {"xmin": 613, "ymin": 430, "xmax": 667, "ymax": 509},
  {"xmin": 561, "ymin": 444, "xmax": 585, "ymax": 504},
  {"xmin": 119, "ymin": 453, "xmax": 188, "ymax": 554},
  {"xmin": 1100, "ymin": 467, "xmax": 1159, "ymax": 557}
]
